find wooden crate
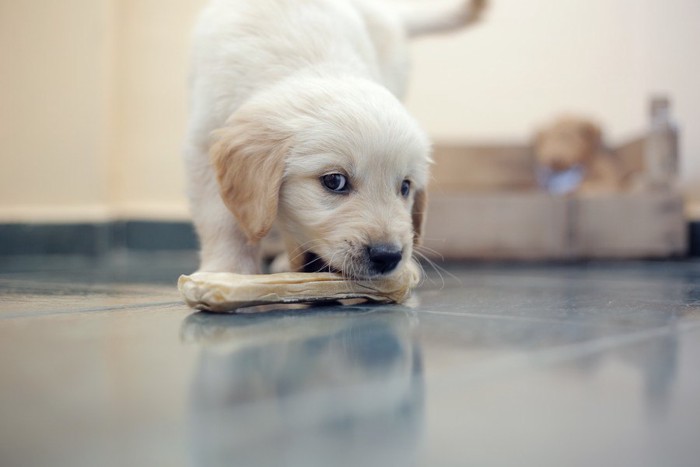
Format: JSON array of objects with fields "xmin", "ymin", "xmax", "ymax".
[
  {"xmin": 570, "ymin": 191, "xmax": 686, "ymax": 258},
  {"xmin": 423, "ymin": 130, "xmax": 687, "ymax": 260},
  {"xmin": 423, "ymin": 193, "xmax": 569, "ymax": 260}
]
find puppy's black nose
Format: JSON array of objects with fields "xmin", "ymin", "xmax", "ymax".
[{"xmin": 367, "ymin": 244, "xmax": 402, "ymax": 275}]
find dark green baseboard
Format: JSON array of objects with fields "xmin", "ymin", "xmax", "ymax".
[
  {"xmin": 1, "ymin": 221, "xmax": 698, "ymax": 257},
  {"xmin": 0, "ymin": 221, "xmax": 198, "ymax": 256},
  {"xmin": 690, "ymin": 221, "xmax": 700, "ymax": 257}
]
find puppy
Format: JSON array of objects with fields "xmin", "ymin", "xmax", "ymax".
[
  {"xmin": 534, "ymin": 116, "xmax": 624, "ymax": 194},
  {"xmin": 184, "ymin": 0, "xmax": 487, "ymax": 277}
]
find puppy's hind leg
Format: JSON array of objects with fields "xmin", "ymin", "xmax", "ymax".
[{"xmin": 403, "ymin": 0, "xmax": 488, "ymax": 38}]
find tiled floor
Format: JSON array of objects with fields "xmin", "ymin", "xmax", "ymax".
[{"xmin": 1, "ymin": 253, "xmax": 699, "ymax": 467}]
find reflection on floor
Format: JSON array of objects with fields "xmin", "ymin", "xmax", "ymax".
[{"xmin": 1, "ymin": 252, "xmax": 699, "ymax": 467}]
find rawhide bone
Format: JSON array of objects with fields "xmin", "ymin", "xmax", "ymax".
[{"xmin": 178, "ymin": 265, "xmax": 420, "ymax": 312}]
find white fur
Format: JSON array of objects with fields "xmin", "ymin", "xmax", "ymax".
[{"xmin": 184, "ymin": 0, "xmax": 486, "ymax": 275}]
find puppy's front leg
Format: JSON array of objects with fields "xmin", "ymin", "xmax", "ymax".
[{"xmin": 193, "ymin": 195, "xmax": 261, "ymax": 274}]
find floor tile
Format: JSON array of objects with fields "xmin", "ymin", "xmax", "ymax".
[{"xmin": 1, "ymin": 254, "xmax": 699, "ymax": 467}]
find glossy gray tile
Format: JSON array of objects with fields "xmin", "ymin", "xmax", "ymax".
[{"xmin": 0, "ymin": 254, "xmax": 699, "ymax": 467}]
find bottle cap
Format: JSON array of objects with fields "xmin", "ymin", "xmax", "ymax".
[{"xmin": 650, "ymin": 96, "xmax": 670, "ymax": 117}]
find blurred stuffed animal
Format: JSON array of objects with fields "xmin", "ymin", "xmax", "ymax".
[{"xmin": 533, "ymin": 116, "xmax": 624, "ymax": 194}]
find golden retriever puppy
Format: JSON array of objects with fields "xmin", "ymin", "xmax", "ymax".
[
  {"xmin": 534, "ymin": 116, "xmax": 624, "ymax": 194},
  {"xmin": 184, "ymin": 0, "xmax": 487, "ymax": 277}
]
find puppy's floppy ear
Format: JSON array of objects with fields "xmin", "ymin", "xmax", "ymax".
[
  {"xmin": 210, "ymin": 111, "xmax": 291, "ymax": 243},
  {"xmin": 411, "ymin": 189, "xmax": 428, "ymax": 246}
]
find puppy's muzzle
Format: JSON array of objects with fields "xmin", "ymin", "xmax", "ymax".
[{"xmin": 367, "ymin": 244, "xmax": 403, "ymax": 275}]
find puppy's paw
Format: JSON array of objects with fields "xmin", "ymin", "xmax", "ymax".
[{"xmin": 269, "ymin": 253, "xmax": 291, "ymax": 274}]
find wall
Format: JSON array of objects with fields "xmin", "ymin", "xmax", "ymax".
[
  {"xmin": 0, "ymin": 0, "xmax": 116, "ymax": 222},
  {"xmin": 109, "ymin": 0, "xmax": 206, "ymax": 219},
  {"xmin": 0, "ymin": 0, "xmax": 698, "ymax": 223},
  {"xmin": 0, "ymin": 0, "xmax": 205, "ymax": 222},
  {"xmin": 405, "ymin": 0, "xmax": 700, "ymax": 209}
]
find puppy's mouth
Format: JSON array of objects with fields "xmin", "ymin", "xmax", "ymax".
[
  {"xmin": 301, "ymin": 250, "xmax": 406, "ymax": 280},
  {"xmin": 302, "ymin": 252, "xmax": 342, "ymax": 275}
]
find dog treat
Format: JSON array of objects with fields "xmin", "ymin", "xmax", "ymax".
[{"xmin": 178, "ymin": 266, "xmax": 420, "ymax": 312}]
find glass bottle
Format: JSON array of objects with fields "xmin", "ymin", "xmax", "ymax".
[{"xmin": 644, "ymin": 96, "xmax": 679, "ymax": 190}]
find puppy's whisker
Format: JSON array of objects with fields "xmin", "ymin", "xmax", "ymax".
[
  {"xmin": 289, "ymin": 238, "xmax": 324, "ymax": 254},
  {"xmin": 419, "ymin": 250, "xmax": 462, "ymax": 285},
  {"xmin": 287, "ymin": 247, "xmax": 319, "ymax": 265},
  {"xmin": 413, "ymin": 250, "xmax": 463, "ymax": 288},
  {"xmin": 288, "ymin": 251, "xmax": 321, "ymax": 271},
  {"xmin": 341, "ymin": 252, "xmax": 349, "ymax": 280},
  {"xmin": 287, "ymin": 240, "xmax": 325, "ymax": 265},
  {"xmin": 342, "ymin": 252, "xmax": 353, "ymax": 280},
  {"xmin": 413, "ymin": 250, "xmax": 444, "ymax": 288},
  {"xmin": 327, "ymin": 250, "xmax": 342, "ymax": 274},
  {"xmin": 415, "ymin": 244, "xmax": 446, "ymax": 261},
  {"xmin": 344, "ymin": 251, "xmax": 359, "ymax": 282},
  {"xmin": 412, "ymin": 257, "xmax": 428, "ymax": 288},
  {"xmin": 299, "ymin": 253, "xmax": 324, "ymax": 271},
  {"xmin": 414, "ymin": 247, "xmax": 451, "ymax": 287}
]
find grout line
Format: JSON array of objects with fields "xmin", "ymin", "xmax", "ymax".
[
  {"xmin": 0, "ymin": 279, "xmax": 177, "ymax": 296},
  {"xmin": 431, "ymin": 320, "xmax": 700, "ymax": 388},
  {"xmin": 0, "ymin": 301, "xmax": 186, "ymax": 321},
  {"xmin": 416, "ymin": 308, "xmax": 649, "ymax": 329}
]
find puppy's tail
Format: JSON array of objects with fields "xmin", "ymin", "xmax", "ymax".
[{"xmin": 402, "ymin": 0, "xmax": 488, "ymax": 38}]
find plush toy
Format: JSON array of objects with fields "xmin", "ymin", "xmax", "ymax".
[{"xmin": 534, "ymin": 116, "xmax": 624, "ymax": 194}]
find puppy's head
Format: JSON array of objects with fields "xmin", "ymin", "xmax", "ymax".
[
  {"xmin": 211, "ymin": 76, "xmax": 431, "ymax": 279},
  {"xmin": 534, "ymin": 116, "xmax": 602, "ymax": 172}
]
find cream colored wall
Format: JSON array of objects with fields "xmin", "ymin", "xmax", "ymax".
[
  {"xmin": 0, "ymin": 0, "xmax": 698, "ymax": 223},
  {"xmin": 0, "ymin": 0, "xmax": 116, "ymax": 222},
  {"xmin": 0, "ymin": 0, "xmax": 205, "ymax": 222},
  {"xmin": 109, "ymin": 0, "xmax": 207, "ymax": 219},
  {"xmin": 405, "ymin": 0, "xmax": 700, "ymax": 209}
]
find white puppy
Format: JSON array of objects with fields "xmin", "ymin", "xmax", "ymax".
[{"xmin": 184, "ymin": 0, "xmax": 486, "ymax": 278}]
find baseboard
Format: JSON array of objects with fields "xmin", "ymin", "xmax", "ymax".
[
  {"xmin": 118, "ymin": 221, "xmax": 198, "ymax": 251},
  {"xmin": 690, "ymin": 221, "xmax": 700, "ymax": 257},
  {"xmin": 0, "ymin": 221, "xmax": 197, "ymax": 256},
  {"xmin": 1, "ymin": 220, "xmax": 698, "ymax": 257}
]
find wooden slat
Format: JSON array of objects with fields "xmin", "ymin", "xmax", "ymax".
[
  {"xmin": 430, "ymin": 144, "xmax": 537, "ymax": 192},
  {"xmin": 570, "ymin": 191, "xmax": 686, "ymax": 258},
  {"xmin": 422, "ymin": 193, "xmax": 570, "ymax": 260}
]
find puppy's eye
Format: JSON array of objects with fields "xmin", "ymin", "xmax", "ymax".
[
  {"xmin": 321, "ymin": 173, "xmax": 349, "ymax": 193},
  {"xmin": 401, "ymin": 180, "xmax": 411, "ymax": 198}
]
